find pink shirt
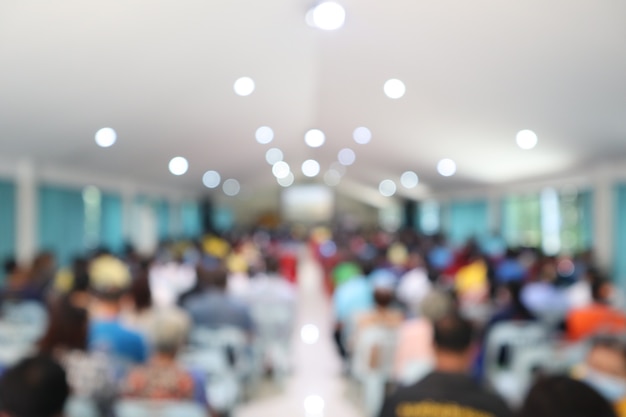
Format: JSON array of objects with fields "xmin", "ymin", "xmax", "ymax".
[{"xmin": 394, "ymin": 318, "xmax": 435, "ymax": 380}]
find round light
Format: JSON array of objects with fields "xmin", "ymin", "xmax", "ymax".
[
  {"xmin": 338, "ymin": 148, "xmax": 356, "ymax": 166},
  {"xmin": 437, "ymin": 159, "xmax": 457, "ymax": 177},
  {"xmin": 95, "ymin": 127, "xmax": 117, "ymax": 148},
  {"xmin": 400, "ymin": 171, "xmax": 419, "ymax": 188},
  {"xmin": 278, "ymin": 172, "xmax": 295, "ymax": 187},
  {"xmin": 304, "ymin": 129, "xmax": 325, "ymax": 148},
  {"xmin": 168, "ymin": 157, "xmax": 189, "ymax": 176},
  {"xmin": 223, "ymin": 179, "xmax": 240, "ymax": 196},
  {"xmin": 202, "ymin": 170, "xmax": 221, "ymax": 188},
  {"xmin": 311, "ymin": 2, "xmax": 346, "ymax": 31},
  {"xmin": 233, "ymin": 77, "xmax": 255, "ymax": 96},
  {"xmin": 272, "ymin": 161, "xmax": 291, "ymax": 179},
  {"xmin": 265, "ymin": 148, "xmax": 284, "ymax": 165},
  {"xmin": 324, "ymin": 169, "xmax": 341, "ymax": 186},
  {"xmin": 255, "ymin": 126, "xmax": 274, "ymax": 144},
  {"xmin": 330, "ymin": 162, "xmax": 347, "ymax": 177},
  {"xmin": 301, "ymin": 324, "xmax": 320, "ymax": 345},
  {"xmin": 384, "ymin": 79, "xmax": 406, "ymax": 99},
  {"xmin": 379, "ymin": 180, "xmax": 397, "ymax": 197},
  {"xmin": 516, "ymin": 129, "xmax": 538, "ymax": 150},
  {"xmin": 304, "ymin": 395, "xmax": 325, "ymax": 415},
  {"xmin": 353, "ymin": 127, "xmax": 372, "ymax": 145},
  {"xmin": 302, "ymin": 159, "xmax": 321, "ymax": 177}
]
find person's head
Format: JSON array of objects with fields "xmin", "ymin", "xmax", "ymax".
[
  {"xmin": 207, "ymin": 266, "xmax": 229, "ymax": 291},
  {"xmin": 129, "ymin": 272, "xmax": 152, "ymax": 312},
  {"xmin": 592, "ymin": 278, "xmax": 614, "ymax": 304},
  {"xmin": 149, "ymin": 309, "xmax": 191, "ymax": 357},
  {"xmin": 0, "ymin": 354, "xmax": 69, "ymax": 417},
  {"xmin": 518, "ymin": 375, "xmax": 618, "ymax": 417},
  {"xmin": 419, "ymin": 290, "xmax": 454, "ymax": 322},
  {"xmin": 433, "ymin": 314, "xmax": 475, "ymax": 371},
  {"xmin": 88, "ymin": 255, "xmax": 131, "ymax": 305},
  {"xmin": 582, "ymin": 336, "xmax": 626, "ymax": 402},
  {"xmin": 370, "ymin": 270, "xmax": 396, "ymax": 308},
  {"xmin": 3, "ymin": 258, "xmax": 18, "ymax": 276},
  {"xmin": 264, "ymin": 256, "xmax": 280, "ymax": 274},
  {"xmin": 38, "ymin": 297, "xmax": 88, "ymax": 353}
]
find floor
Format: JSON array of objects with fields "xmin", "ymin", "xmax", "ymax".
[{"xmin": 234, "ymin": 248, "xmax": 364, "ymax": 417}]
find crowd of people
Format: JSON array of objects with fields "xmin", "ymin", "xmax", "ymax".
[{"xmin": 0, "ymin": 225, "xmax": 625, "ymax": 417}]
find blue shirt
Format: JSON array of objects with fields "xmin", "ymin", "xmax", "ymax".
[
  {"xmin": 333, "ymin": 277, "xmax": 373, "ymax": 324},
  {"xmin": 89, "ymin": 319, "xmax": 148, "ymax": 364}
]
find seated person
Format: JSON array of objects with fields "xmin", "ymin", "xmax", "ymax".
[
  {"xmin": 393, "ymin": 289, "xmax": 454, "ymax": 384},
  {"xmin": 88, "ymin": 255, "xmax": 148, "ymax": 365},
  {"xmin": 38, "ymin": 296, "xmax": 117, "ymax": 414},
  {"xmin": 573, "ymin": 336, "xmax": 626, "ymax": 416},
  {"xmin": 0, "ymin": 354, "xmax": 70, "ymax": 417},
  {"xmin": 519, "ymin": 375, "xmax": 617, "ymax": 417},
  {"xmin": 123, "ymin": 309, "xmax": 202, "ymax": 403},
  {"xmin": 379, "ymin": 314, "xmax": 512, "ymax": 417},
  {"xmin": 567, "ymin": 278, "xmax": 626, "ymax": 342}
]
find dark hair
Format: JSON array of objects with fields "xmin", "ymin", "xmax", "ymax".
[
  {"xmin": 264, "ymin": 256, "xmax": 280, "ymax": 274},
  {"xmin": 591, "ymin": 278, "xmax": 611, "ymax": 303},
  {"xmin": 3, "ymin": 257, "xmax": 17, "ymax": 275},
  {"xmin": 130, "ymin": 271, "xmax": 152, "ymax": 312},
  {"xmin": 70, "ymin": 257, "xmax": 90, "ymax": 293},
  {"xmin": 207, "ymin": 266, "xmax": 229, "ymax": 290},
  {"xmin": 373, "ymin": 288, "xmax": 394, "ymax": 308},
  {"xmin": 433, "ymin": 314, "xmax": 474, "ymax": 353},
  {"xmin": 518, "ymin": 375, "xmax": 618, "ymax": 417},
  {"xmin": 38, "ymin": 297, "xmax": 88, "ymax": 353},
  {"xmin": 0, "ymin": 354, "xmax": 70, "ymax": 417}
]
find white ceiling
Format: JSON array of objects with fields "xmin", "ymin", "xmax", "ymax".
[{"xmin": 1, "ymin": 0, "xmax": 626, "ymax": 201}]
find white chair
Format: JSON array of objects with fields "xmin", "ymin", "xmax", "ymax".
[
  {"xmin": 251, "ymin": 303, "xmax": 293, "ymax": 383},
  {"xmin": 64, "ymin": 396, "xmax": 99, "ymax": 417},
  {"xmin": 114, "ymin": 399, "xmax": 207, "ymax": 417},
  {"xmin": 483, "ymin": 321, "xmax": 552, "ymax": 407},
  {"xmin": 351, "ymin": 326, "xmax": 399, "ymax": 417}
]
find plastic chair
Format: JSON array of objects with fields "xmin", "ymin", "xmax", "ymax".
[
  {"xmin": 64, "ymin": 396, "xmax": 99, "ymax": 417},
  {"xmin": 114, "ymin": 399, "xmax": 207, "ymax": 417}
]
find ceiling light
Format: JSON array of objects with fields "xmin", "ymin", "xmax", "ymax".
[
  {"xmin": 516, "ymin": 129, "xmax": 538, "ymax": 150},
  {"xmin": 400, "ymin": 171, "xmax": 419, "ymax": 188},
  {"xmin": 265, "ymin": 148, "xmax": 284, "ymax": 165},
  {"xmin": 278, "ymin": 172, "xmax": 295, "ymax": 187},
  {"xmin": 302, "ymin": 159, "xmax": 321, "ymax": 177},
  {"xmin": 168, "ymin": 157, "xmax": 189, "ymax": 176},
  {"xmin": 384, "ymin": 79, "xmax": 406, "ymax": 99},
  {"xmin": 305, "ymin": 129, "xmax": 325, "ymax": 148},
  {"xmin": 272, "ymin": 161, "xmax": 291, "ymax": 179},
  {"xmin": 255, "ymin": 126, "xmax": 274, "ymax": 144},
  {"xmin": 353, "ymin": 127, "xmax": 372, "ymax": 144},
  {"xmin": 233, "ymin": 77, "xmax": 255, "ymax": 96},
  {"xmin": 311, "ymin": 2, "xmax": 346, "ymax": 31},
  {"xmin": 324, "ymin": 169, "xmax": 341, "ymax": 186},
  {"xmin": 379, "ymin": 180, "xmax": 397, "ymax": 197},
  {"xmin": 95, "ymin": 127, "xmax": 117, "ymax": 148},
  {"xmin": 437, "ymin": 159, "xmax": 456, "ymax": 177},
  {"xmin": 223, "ymin": 179, "xmax": 241, "ymax": 196},
  {"xmin": 338, "ymin": 148, "xmax": 356, "ymax": 166},
  {"xmin": 202, "ymin": 170, "xmax": 221, "ymax": 188}
]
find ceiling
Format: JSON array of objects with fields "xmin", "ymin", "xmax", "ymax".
[{"xmin": 1, "ymin": 0, "xmax": 626, "ymax": 202}]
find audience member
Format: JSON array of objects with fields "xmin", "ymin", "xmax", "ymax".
[
  {"xmin": 182, "ymin": 266, "xmax": 254, "ymax": 335},
  {"xmin": 396, "ymin": 252, "xmax": 432, "ymax": 315},
  {"xmin": 518, "ymin": 375, "xmax": 617, "ymax": 417},
  {"xmin": 38, "ymin": 297, "xmax": 117, "ymax": 415},
  {"xmin": 567, "ymin": 278, "xmax": 626, "ymax": 342},
  {"xmin": 0, "ymin": 354, "xmax": 69, "ymax": 417},
  {"xmin": 87, "ymin": 255, "xmax": 148, "ymax": 364},
  {"xmin": 0, "ymin": 257, "xmax": 42, "ymax": 303},
  {"xmin": 379, "ymin": 314, "xmax": 512, "ymax": 417}
]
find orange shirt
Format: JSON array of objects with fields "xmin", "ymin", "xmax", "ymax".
[{"xmin": 567, "ymin": 304, "xmax": 626, "ymax": 342}]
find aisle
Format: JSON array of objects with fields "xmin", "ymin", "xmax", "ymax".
[{"xmin": 234, "ymin": 247, "xmax": 364, "ymax": 417}]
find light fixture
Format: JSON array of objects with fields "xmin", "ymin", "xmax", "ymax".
[
  {"xmin": 304, "ymin": 129, "xmax": 325, "ymax": 148},
  {"xmin": 202, "ymin": 170, "xmax": 221, "ymax": 188},
  {"xmin": 379, "ymin": 179, "xmax": 397, "ymax": 197},
  {"xmin": 302, "ymin": 159, "xmax": 321, "ymax": 177},
  {"xmin": 437, "ymin": 159, "xmax": 456, "ymax": 177},
  {"xmin": 278, "ymin": 172, "xmax": 295, "ymax": 187},
  {"xmin": 324, "ymin": 169, "xmax": 341, "ymax": 186},
  {"xmin": 384, "ymin": 79, "xmax": 406, "ymax": 99},
  {"xmin": 516, "ymin": 129, "xmax": 538, "ymax": 150},
  {"xmin": 255, "ymin": 126, "xmax": 274, "ymax": 144},
  {"xmin": 272, "ymin": 161, "xmax": 291, "ymax": 179},
  {"xmin": 309, "ymin": 2, "xmax": 346, "ymax": 31},
  {"xmin": 353, "ymin": 127, "xmax": 372, "ymax": 144},
  {"xmin": 265, "ymin": 148, "xmax": 284, "ymax": 165},
  {"xmin": 168, "ymin": 157, "xmax": 189, "ymax": 176},
  {"xmin": 233, "ymin": 77, "xmax": 255, "ymax": 96},
  {"xmin": 400, "ymin": 171, "xmax": 419, "ymax": 188},
  {"xmin": 338, "ymin": 148, "xmax": 356, "ymax": 166},
  {"xmin": 223, "ymin": 179, "xmax": 241, "ymax": 196},
  {"xmin": 95, "ymin": 127, "xmax": 117, "ymax": 148}
]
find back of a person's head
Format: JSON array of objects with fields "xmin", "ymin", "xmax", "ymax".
[
  {"xmin": 3, "ymin": 258, "xmax": 17, "ymax": 275},
  {"xmin": 264, "ymin": 256, "xmax": 280, "ymax": 274},
  {"xmin": 150, "ymin": 309, "xmax": 191, "ymax": 356},
  {"xmin": 207, "ymin": 266, "xmax": 229, "ymax": 290},
  {"xmin": 89, "ymin": 255, "xmax": 131, "ymax": 302},
  {"xmin": 0, "ymin": 354, "xmax": 69, "ymax": 417},
  {"xmin": 518, "ymin": 375, "xmax": 618, "ymax": 417},
  {"xmin": 591, "ymin": 277, "xmax": 613, "ymax": 304},
  {"xmin": 38, "ymin": 297, "xmax": 88, "ymax": 354},
  {"xmin": 420, "ymin": 290, "xmax": 454, "ymax": 322},
  {"xmin": 433, "ymin": 314, "xmax": 474, "ymax": 353}
]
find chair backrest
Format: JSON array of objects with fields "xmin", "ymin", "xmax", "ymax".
[
  {"xmin": 64, "ymin": 396, "xmax": 100, "ymax": 417},
  {"xmin": 484, "ymin": 321, "xmax": 549, "ymax": 372},
  {"xmin": 115, "ymin": 399, "xmax": 207, "ymax": 417}
]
